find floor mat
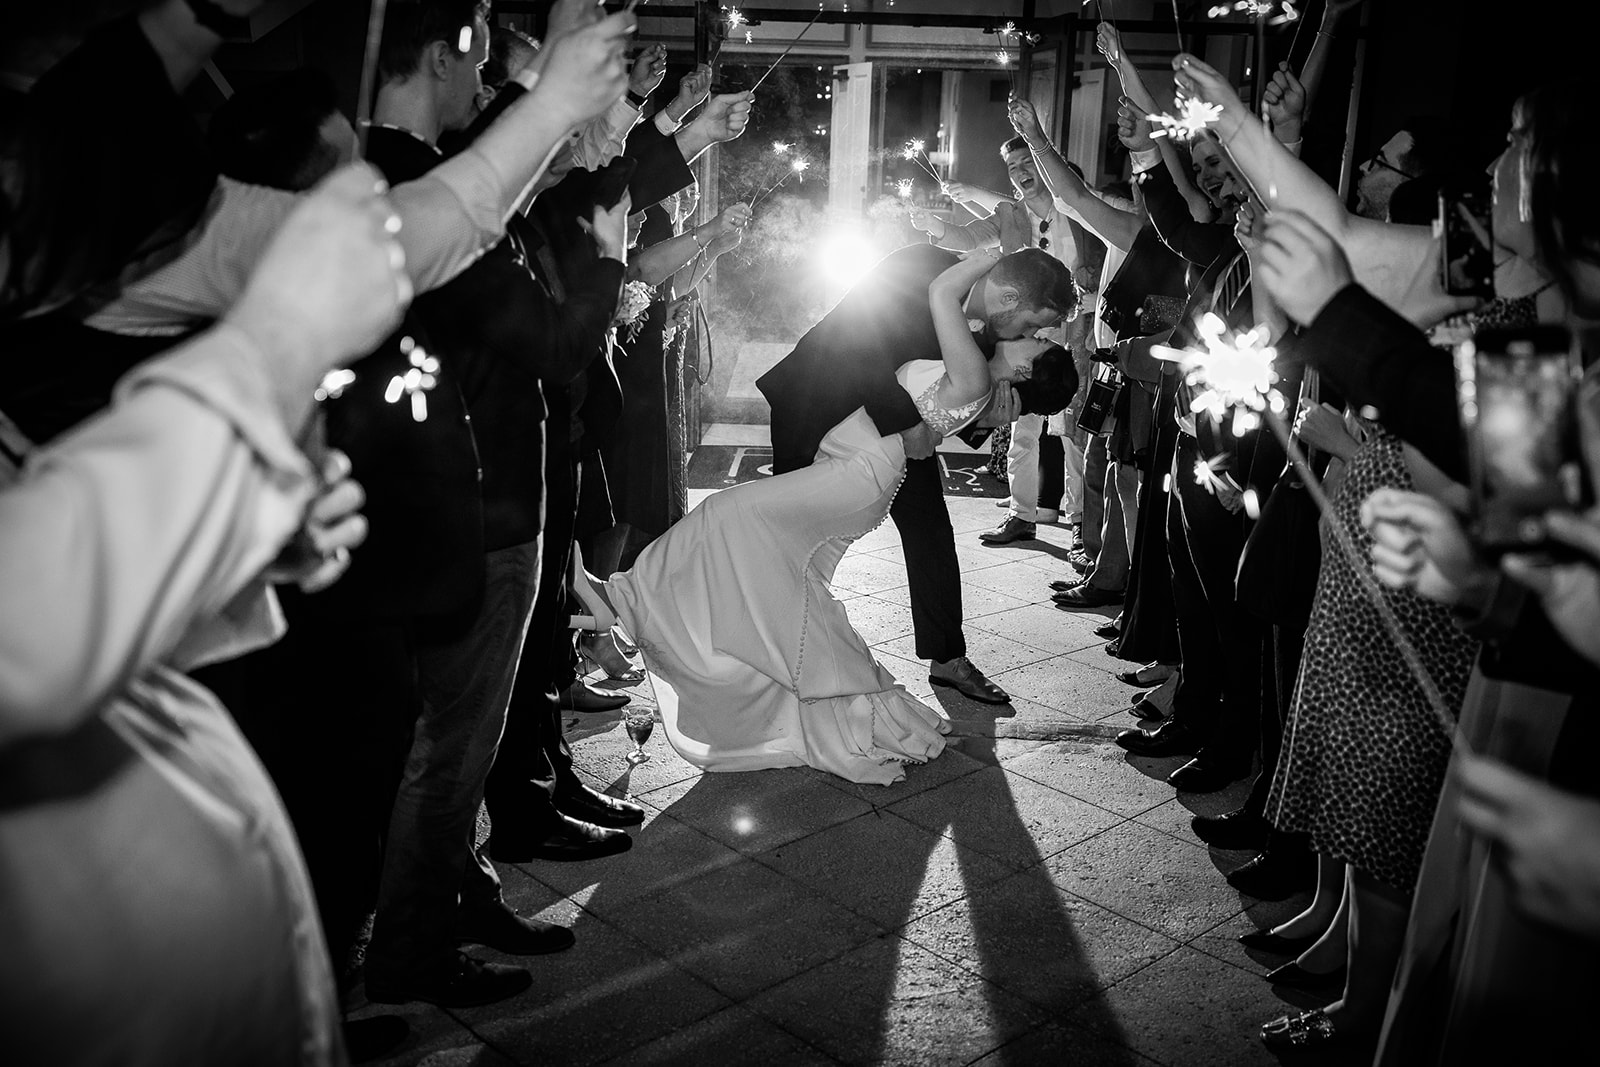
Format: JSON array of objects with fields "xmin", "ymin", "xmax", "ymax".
[{"xmin": 686, "ymin": 445, "xmax": 1006, "ymax": 498}]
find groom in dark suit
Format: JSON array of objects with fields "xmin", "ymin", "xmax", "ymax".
[{"xmin": 758, "ymin": 244, "xmax": 1077, "ymax": 702}]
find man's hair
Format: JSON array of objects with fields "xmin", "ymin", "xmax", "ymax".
[
  {"xmin": 207, "ymin": 68, "xmax": 342, "ymax": 192},
  {"xmin": 1397, "ymin": 115, "xmax": 1466, "ymax": 179},
  {"xmin": 1000, "ymin": 134, "xmax": 1030, "ymax": 158},
  {"xmin": 483, "ymin": 26, "xmax": 537, "ymax": 89},
  {"xmin": 1015, "ymin": 344, "xmax": 1079, "ymax": 416},
  {"xmin": 992, "ymin": 247, "xmax": 1079, "ymax": 320},
  {"xmin": 377, "ymin": 0, "xmax": 491, "ymax": 85}
]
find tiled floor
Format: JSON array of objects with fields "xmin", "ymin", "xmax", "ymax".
[{"xmin": 355, "ymin": 497, "xmax": 1361, "ymax": 1067}]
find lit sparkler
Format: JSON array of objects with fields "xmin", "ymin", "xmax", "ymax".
[
  {"xmin": 315, "ymin": 368, "xmax": 357, "ymax": 402},
  {"xmin": 896, "ymin": 178, "xmax": 915, "ymax": 199},
  {"xmin": 750, "ymin": 157, "xmax": 810, "ymax": 213},
  {"xmin": 1146, "ymin": 95, "xmax": 1225, "ymax": 142},
  {"xmin": 772, "ymin": 141, "xmax": 793, "ymax": 155},
  {"xmin": 1153, "ymin": 312, "xmax": 1282, "ymax": 433},
  {"xmin": 384, "ymin": 335, "xmax": 440, "ymax": 423},
  {"xmin": 724, "ymin": 5, "xmax": 747, "ymax": 30},
  {"xmin": 902, "ymin": 138, "xmax": 942, "ymax": 182}
]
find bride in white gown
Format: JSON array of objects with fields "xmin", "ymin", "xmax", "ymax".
[{"xmin": 592, "ymin": 252, "xmax": 1074, "ymax": 785}]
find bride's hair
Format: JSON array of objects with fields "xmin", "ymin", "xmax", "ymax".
[
  {"xmin": 1014, "ymin": 343, "xmax": 1078, "ymax": 416},
  {"xmin": 991, "ymin": 249, "xmax": 1079, "ymax": 323}
]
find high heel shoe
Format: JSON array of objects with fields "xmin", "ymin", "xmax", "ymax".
[
  {"xmin": 578, "ymin": 629, "xmax": 644, "ymax": 684},
  {"xmin": 568, "ymin": 556, "xmax": 618, "ymax": 632},
  {"xmin": 1238, "ymin": 929, "xmax": 1318, "ymax": 955},
  {"xmin": 1264, "ymin": 960, "xmax": 1346, "ymax": 991}
]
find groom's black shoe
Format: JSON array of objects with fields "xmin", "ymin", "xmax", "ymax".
[{"xmin": 930, "ymin": 657, "xmax": 1010, "ymax": 704}]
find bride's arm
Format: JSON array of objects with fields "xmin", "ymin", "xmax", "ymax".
[{"xmin": 929, "ymin": 252, "xmax": 1001, "ymax": 407}]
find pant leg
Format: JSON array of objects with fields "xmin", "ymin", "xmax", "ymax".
[
  {"xmin": 1081, "ymin": 434, "xmax": 1108, "ymax": 565},
  {"xmin": 1088, "ymin": 451, "xmax": 1130, "ymax": 594},
  {"xmin": 1116, "ymin": 461, "xmax": 1141, "ymax": 559},
  {"xmin": 1167, "ymin": 440, "xmax": 1223, "ymax": 736},
  {"xmin": 366, "ymin": 541, "xmax": 542, "ymax": 980},
  {"xmin": 1061, "ymin": 426, "xmax": 1087, "ymax": 524},
  {"xmin": 890, "ymin": 455, "xmax": 965, "ymax": 663},
  {"xmin": 1005, "ymin": 414, "xmax": 1043, "ymax": 522},
  {"xmin": 1037, "ymin": 432, "xmax": 1065, "ymax": 512}
]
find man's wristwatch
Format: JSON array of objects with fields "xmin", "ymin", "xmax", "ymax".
[
  {"xmin": 184, "ymin": 0, "xmax": 249, "ymax": 37},
  {"xmin": 627, "ymin": 89, "xmax": 650, "ymax": 109}
]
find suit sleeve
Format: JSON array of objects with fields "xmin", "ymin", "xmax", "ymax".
[
  {"xmin": 1141, "ymin": 166, "xmax": 1236, "ymax": 268},
  {"xmin": 1299, "ymin": 284, "xmax": 1464, "ymax": 480},
  {"xmin": 623, "ymin": 121, "xmax": 695, "ymax": 212}
]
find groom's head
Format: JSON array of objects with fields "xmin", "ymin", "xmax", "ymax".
[{"xmin": 977, "ymin": 248, "xmax": 1078, "ymax": 339}]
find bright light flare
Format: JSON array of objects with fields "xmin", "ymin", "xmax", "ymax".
[
  {"xmin": 1147, "ymin": 95, "xmax": 1225, "ymax": 142},
  {"xmin": 385, "ymin": 337, "xmax": 440, "ymax": 423},
  {"xmin": 816, "ymin": 229, "xmax": 878, "ymax": 292},
  {"xmin": 791, "ymin": 158, "xmax": 810, "ymax": 177},
  {"xmin": 1154, "ymin": 312, "xmax": 1282, "ymax": 430},
  {"xmin": 315, "ymin": 368, "xmax": 356, "ymax": 402}
]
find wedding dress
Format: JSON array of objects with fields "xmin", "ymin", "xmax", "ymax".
[{"xmin": 606, "ymin": 359, "xmax": 990, "ymax": 785}]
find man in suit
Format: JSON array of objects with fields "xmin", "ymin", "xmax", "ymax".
[{"xmin": 758, "ymin": 244, "xmax": 1076, "ymax": 703}]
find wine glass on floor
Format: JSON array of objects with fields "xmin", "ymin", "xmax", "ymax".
[{"xmin": 624, "ymin": 710, "xmax": 655, "ymax": 764}]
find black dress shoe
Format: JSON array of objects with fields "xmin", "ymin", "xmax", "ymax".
[
  {"xmin": 1226, "ymin": 848, "xmax": 1317, "ymax": 901},
  {"xmin": 558, "ymin": 681, "xmax": 630, "ymax": 713},
  {"xmin": 556, "ymin": 784, "xmax": 646, "ymax": 828},
  {"xmin": 1050, "ymin": 577, "xmax": 1087, "ymax": 593},
  {"xmin": 1115, "ymin": 719, "xmax": 1201, "ymax": 757},
  {"xmin": 1192, "ymin": 809, "xmax": 1270, "ymax": 850},
  {"xmin": 344, "ymin": 1015, "xmax": 410, "ymax": 1063},
  {"xmin": 1053, "ymin": 585, "xmax": 1124, "ymax": 609},
  {"xmin": 365, "ymin": 952, "xmax": 532, "ymax": 1008},
  {"xmin": 929, "ymin": 657, "xmax": 1010, "ymax": 704},
  {"xmin": 488, "ymin": 813, "xmax": 632, "ymax": 863},
  {"xmin": 1265, "ymin": 960, "xmax": 1347, "ymax": 991},
  {"xmin": 1127, "ymin": 695, "xmax": 1168, "ymax": 721},
  {"xmin": 1238, "ymin": 929, "xmax": 1319, "ymax": 955},
  {"xmin": 1167, "ymin": 756, "xmax": 1251, "ymax": 793},
  {"xmin": 457, "ymin": 899, "xmax": 576, "ymax": 956},
  {"xmin": 1095, "ymin": 621, "xmax": 1121, "ymax": 639},
  {"xmin": 979, "ymin": 516, "xmax": 1036, "ymax": 544}
]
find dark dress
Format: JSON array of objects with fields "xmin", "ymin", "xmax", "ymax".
[{"xmin": 1266, "ymin": 431, "xmax": 1479, "ymax": 890}]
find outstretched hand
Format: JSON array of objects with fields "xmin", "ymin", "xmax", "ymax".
[
  {"xmin": 1115, "ymin": 98, "xmax": 1155, "ymax": 153},
  {"xmin": 1360, "ymin": 487, "xmax": 1487, "ymax": 606},
  {"xmin": 1262, "ymin": 61, "xmax": 1306, "ymax": 144},
  {"xmin": 1007, "ymin": 99, "xmax": 1045, "ymax": 144},
  {"xmin": 1255, "ymin": 209, "xmax": 1354, "ymax": 326},
  {"xmin": 1170, "ymin": 53, "xmax": 1248, "ymax": 141}
]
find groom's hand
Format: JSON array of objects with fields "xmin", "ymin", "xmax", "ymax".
[
  {"xmin": 901, "ymin": 421, "xmax": 941, "ymax": 460},
  {"xmin": 977, "ymin": 384, "xmax": 1020, "ymax": 428}
]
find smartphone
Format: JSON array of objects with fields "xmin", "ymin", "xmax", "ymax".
[
  {"xmin": 1456, "ymin": 326, "xmax": 1588, "ymax": 555},
  {"xmin": 1436, "ymin": 176, "xmax": 1495, "ymax": 299}
]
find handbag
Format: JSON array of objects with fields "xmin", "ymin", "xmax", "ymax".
[{"xmin": 1235, "ymin": 370, "xmax": 1324, "ymax": 629}]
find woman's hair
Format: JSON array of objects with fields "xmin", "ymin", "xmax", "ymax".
[
  {"xmin": 1014, "ymin": 343, "xmax": 1079, "ymax": 416},
  {"xmin": 1521, "ymin": 80, "xmax": 1599, "ymax": 309}
]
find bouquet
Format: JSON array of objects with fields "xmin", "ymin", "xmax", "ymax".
[{"xmin": 614, "ymin": 279, "xmax": 656, "ymax": 343}]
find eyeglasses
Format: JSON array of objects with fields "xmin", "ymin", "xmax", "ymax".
[
  {"xmin": 1363, "ymin": 152, "xmax": 1417, "ymax": 181},
  {"xmin": 1037, "ymin": 217, "xmax": 1049, "ymax": 252}
]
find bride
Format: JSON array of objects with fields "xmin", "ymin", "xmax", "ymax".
[{"xmin": 581, "ymin": 251, "xmax": 1077, "ymax": 785}]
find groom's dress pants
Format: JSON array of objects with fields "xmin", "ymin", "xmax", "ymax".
[{"xmin": 889, "ymin": 455, "xmax": 966, "ymax": 664}]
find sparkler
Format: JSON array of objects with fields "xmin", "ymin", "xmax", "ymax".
[
  {"xmin": 902, "ymin": 138, "xmax": 942, "ymax": 182},
  {"xmin": 750, "ymin": 157, "xmax": 810, "ymax": 213},
  {"xmin": 1170, "ymin": 0, "xmax": 1185, "ymax": 53},
  {"xmin": 384, "ymin": 335, "xmax": 441, "ymax": 423},
  {"xmin": 354, "ymin": 0, "xmax": 388, "ymax": 160},
  {"xmin": 751, "ymin": 5, "xmax": 828, "ymax": 93},
  {"xmin": 896, "ymin": 178, "xmax": 915, "ymax": 199},
  {"xmin": 1146, "ymin": 95, "xmax": 1225, "ymax": 142},
  {"xmin": 1157, "ymin": 314, "xmax": 1471, "ymax": 754}
]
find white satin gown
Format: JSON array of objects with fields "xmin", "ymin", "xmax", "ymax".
[{"xmin": 606, "ymin": 360, "xmax": 990, "ymax": 785}]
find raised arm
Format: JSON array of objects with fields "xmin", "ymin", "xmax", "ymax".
[
  {"xmin": 928, "ymin": 253, "xmax": 1000, "ymax": 407},
  {"xmin": 908, "ymin": 205, "xmax": 999, "ymax": 252},
  {"xmin": 1172, "ymin": 52, "xmax": 1466, "ymax": 327},
  {"xmin": 630, "ymin": 204, "xmax": 750, "ymax": 287},
  {"xmin": 1009, "ymin": 99, "xmax": 1141, "ymax": 252},
  {"xmin": 941, "ymin": 182, "xmax": 1010, "ymax": 215}
]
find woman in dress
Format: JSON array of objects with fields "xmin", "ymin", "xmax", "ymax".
[{"xmin": 580, "ymin": 251, "xmax": 1076, "ymax": 785}]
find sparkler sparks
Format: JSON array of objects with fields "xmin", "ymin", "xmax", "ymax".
[
  {"xmin": 896, "ymin": 178, "xmax": 915, "ymax": 199},
  {"xmin": 724, "ymin": 5, "xmax": 747, "ymax": 30},
  {"xmin": 902, "ymin": 138, "xmax": 942, "ymax": 182},
  {"xmin": 1146, "ymin": 95, "xmax": 1225, "ymax": 141},
  {"xmin": 1154, "ymin": 312, "xmax": 1282, "ymax": 434},
  {"xmin": 772, "ymin": 141, "xmax": 793, "ymax": 155},
  {"xmin": 385, "ymin": 336, "xmax": 440, "ymax": 423}
]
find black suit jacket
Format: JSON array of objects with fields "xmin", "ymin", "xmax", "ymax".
[{"xmin": 758, "ymin": 244, "xmax": 995, "ymax": 471}]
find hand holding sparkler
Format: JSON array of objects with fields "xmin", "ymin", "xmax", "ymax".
[
  {"xmin": 1255, "ymin": 209, "xmax": 1354, "ymax": 326},
  {"xmin": 1007, "ymin": 98, "xmax": 1047, "ymax": 147},
  {"xmin": 1361, "ymin": 488, "xmax": 1487, "ymax": 607},
  {"xmin": 546, "ymin": 0, "xmax": 604, "ymax": 41},
  {"xmin": 265, "ymin": 449, "xmax": 369, "ymax": 594},
  {"xmin": 535, "ymin": 9, "xmax": 638, "ymax": 131},
  {"xmin": 906, "ymin": 203, "xmax": 946, "ymax": 240},
  {"xmin": 1115, "ymin": 99, "xmax": 1156, "ymax": 153},
  {"xmin": 629, "ymin": 42, "xmax": 669, "ymax": 97},
  {"xmin": 1292, "ymin": 399, "xmax": 1359, "ymax": 459},
  {"xmin": 1169, "ymin": 52, "xmax": 1249, "ymax": 142},
  {"xmin": 688, "ymin": 91, "xmax": 753, "ymax": 144},
  {"xmin": 707, "ymin": 203, "xmax": 753, "ymax": 240},
  {"xmin": 665, "ymin": 64, "xmax": 713, "ymax": 124},
  {"xmin": 1261, "ymin": 61, "xmax": 1306, "ymax": 144}
]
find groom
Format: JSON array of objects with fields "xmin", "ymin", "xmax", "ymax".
[{"xmin": 758, "ymin": 244, "xmax": 1076, "ymax": 703}]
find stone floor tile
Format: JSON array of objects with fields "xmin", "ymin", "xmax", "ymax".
[
  {"xmin": 1039, "ymin": 822, "xmax": 1246, "ymax": 942},
  {"xmin": 451, "ymin": 906, "xmax": 731, "ymax": 1067},
  {"xmin": 1129, "ymin": 797, "xmax": 1205, "ymax": 842},
  {"xmin": 849, "ymin": 523, "xmax": 904, "ymax": 555},
  {"xmin": 968, "ymin": 1021, "xmax": 1164, "ymax": 1067},
  {"xmin": 986, "ymin": 658, "xmax": 1134, "ymax": 720},
  {"xmin": 744, "ymin": 936, "xmax": 1046, "ymax": 1066},
  {"xmin": 632, "ymin": 767, "xmax": 875, "ymax": 856},
  {"xmin": 832, "ymin": 551, "xmax": 915, "ymax": 595},
  {"xmin": 1065, "ymin": 946, "xmax": 1353, "ymax": 1067},
  {"xmin": 1004, "ymin": 743, "xmax": 1176, "ymax": 818},
  {"xmin": 888, "ymin": 766, "xmax": 1124, "ymax": 871},
  {"xmin": 955, "ymin": 559, "xmax": 1062, "ymax": 604},
  {"xmin": 597, "ymin": 1005, "xmax": 834, "ymax": 1066},
  {"xmin": 863, "ymin": 651, "xmax": 938, "ymax": 700},
  {"xmin": 900, "ymin": 868, "xmax": 1180, "ymax": 1015},
  {"xmin": 602, "ymin": 857, "xmax": 882, "ymax": 1000},
  {"xmin": 797, "ymin": 743, "xmax": 986, "ymax": 807},
  {"xmin": 757, "ymin": 808, "xmax": 1015, "ymax": 928},
  {"xmin": 953, "ymin": 539, "xmax": 1025, "ymax": 574},
  {"xmin": 969, "ymin": 601, "xmax": 1111, "ymax": 656},
  {"xmin": 839, "ymin": 594, "xmax": 915, "ymax": 645},
  {"xmin": 863, "ymin": 578, "xmax": 1033, "ymax": 619},
  {"xmin": 523, "ymin": 811, "xmax": 744, "ymax": 910},
  {"xmin": 1188, "ymin": 904, "xmax": 1322, "ymax": 976},
  {"xmin": 346, "ymin": 1000, "xmax": 494, "ymax": 1067},
  {"xmin": 572, "ymin": 720, "xmax": 701, "ymax": 799}
]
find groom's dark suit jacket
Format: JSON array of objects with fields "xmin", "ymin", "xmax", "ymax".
[{"xmin": 758, "ymin": 244, "xmax": 994, "ymax": 472}]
